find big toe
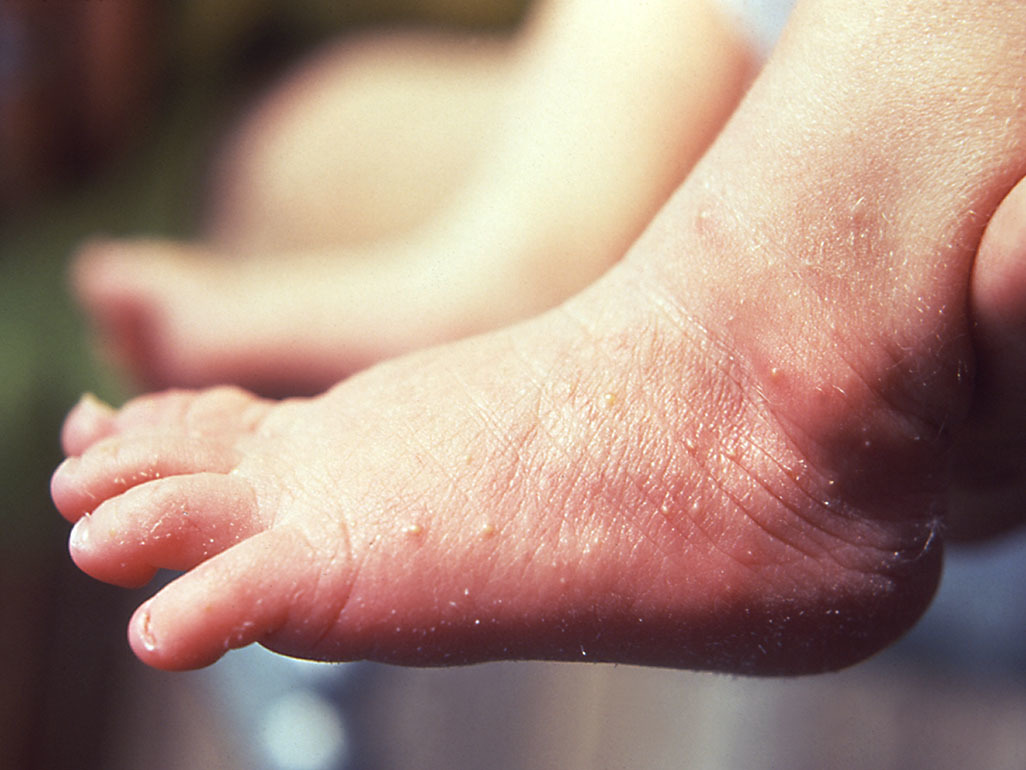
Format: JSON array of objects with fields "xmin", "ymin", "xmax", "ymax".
[
  {"xmin": 72, "ymin": 238, "xmax": 178, "ymax": 322},
  {"xmin": 71, "ymin": 239, "xmax": 209, "ymax": 388},
  {"xmin": 128, "ymin": 528, "xmax": 326, "ymax": 670},
  {"xmin": 948, "ymin": 176, "xmax": 1026, "ymax": 539}
]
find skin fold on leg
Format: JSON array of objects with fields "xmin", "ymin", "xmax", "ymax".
[{"xmin": 948, "ymin": 176, "xmax": 1026, "ymax": 540}]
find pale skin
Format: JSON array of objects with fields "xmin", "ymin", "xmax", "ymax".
[
  {"xmin": 54, "ymin": 0, "xmax": 1026, "ymax": 673},
  {"xmin": 202, "ymin": 31, "xmax": 514, "ymax": 251},
  {"xmin": 70, "ymin": 0, "xmax": 755, "ymax": 396}
]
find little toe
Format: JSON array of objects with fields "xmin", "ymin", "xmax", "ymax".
[
  {"xmin": 69, "ymin": 472, "xmax": 263, "ymax": 587},
  {"xmin": 71, "ymin": 239, "xmax": 249, "ymax": 390},
  {"xmin": 113, "ymin": 386, "xmax": 271, "ymax": 438},
  {"xmin": 127, "ymin": 529, "xmax": 315, "ymax": 670},
  {"xmin": 71, "ymin": 238, "xmax": 207, "ymax": 318},
  {"xmin": 72, "ymin": 240, "xmax": 171, "ymax": 385},
  {"xmin": 60, "ymin": 393, "xmax": 118, "ymax": 456},
  {"xmin": 52, "ymin": 433, "xmax": 240, "ymax": 522}
]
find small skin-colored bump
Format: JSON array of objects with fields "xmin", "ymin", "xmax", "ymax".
[
  {"xmin": 480, "ymin": 523, "xmax": 496, "ymax": 538},
  {"xmin": 602, "ymin": 392, "xmax": 618, "ymax": 408},
  {"xmin": 403, "ymin": 523, "xmax": 424, "ymax": 537}
]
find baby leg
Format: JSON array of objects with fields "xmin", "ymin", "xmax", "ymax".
[
  {"xmin": 206, "ymin": 31, "xmax": 513, "ymax": 252},
  {"xmin": 71, "ymin": 0, "xmax": 755, "ymax": 396},
  {"xmin": 54, "ymin": 0, "xmax": 1026, "ymax": 673}
]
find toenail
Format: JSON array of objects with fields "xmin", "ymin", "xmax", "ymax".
[
  {"xmin": 137, "ymin": 602, "xmax": 158, "ymax": 652},
  {"xmin": 55, "ymin": 456, "xmax": 79, "ymax": 476},
  {"xmin": 70, "ymin": 516, "xmax": 91, "ymax": 550},
  {"xmin": 79, "ymin": 392, "xmax": 116, "ymax": 415}
]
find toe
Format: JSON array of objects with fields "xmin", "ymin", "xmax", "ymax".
[
  {"xmin": 52, "ymin": 433, "xmax": 239, "ymax": 522},
  {"xmin": 114, "ymin": 386, "xmax": 271, "ymax": 437},
  {"xmin": 71, "ymin": 239, "xmax": 227, "ymax": 389},
  {"xmin": 72, "ymin": 240, "xmax": 166, "ymax": 385},
  {"xmin": 69, "ymin": 472, "xmax": 264, "ymax": 587},
  {"xmin": 127, "ymin": 529, "xmax": 312, "ymax": 670},
  {"xmin": 60, "ymin": 393, "xmax": 119, "ymax": 456}
]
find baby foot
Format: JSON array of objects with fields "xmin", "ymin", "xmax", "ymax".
[
  {"xmin": 71, "ymin": 0, "xmax": 754, "ymax": 396},
  {"xmin": 54, "ymin": 0, "xmax": 1026, "ymax": 674},
  {"xmin": 52, "ymin": 255, "xmax": 943, "ymax": 673},
  {"xmin": 948, "ymin": 176, "xmax": 1026, "ymax": 539},
  {"xmin": 71, "ymin": 235, "xmax": 489, "ymax": 397}
]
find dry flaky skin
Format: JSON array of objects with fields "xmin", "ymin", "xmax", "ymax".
[
  {"xmin": 54, "ymin": 0, "xmax": 1026, "ymax": 673},
  {"xmin": 51, "ymin": 294, "xmax": 942, "ymax": 674}
]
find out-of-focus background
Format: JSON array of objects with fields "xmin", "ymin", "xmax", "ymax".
[{"xmin": 1, "ymin": 1, "xmax": 1024, "ymax": 768}]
